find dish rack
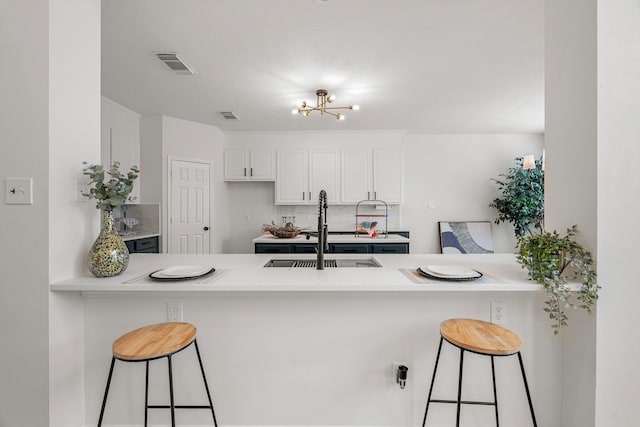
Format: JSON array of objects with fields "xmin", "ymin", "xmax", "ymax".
[{"xmin": 355, "ymin": 199, "xmax": 388, "ymax": 238}]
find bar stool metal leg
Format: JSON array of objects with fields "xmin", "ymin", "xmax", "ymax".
[
  {"xmin": 456, "ymin": 348, "xmax": 465, "ymax": 427},
  {"xmin": 194, "ymin": 339, "xmax": 219, "ymax": 427},
  {"xmin": 97, "ymin": 357, "xmax": 116, "ymax": 427},
  {"xmin": 491, "ymin": 356, "xmax": 499, "ymax": 427},
  {"xmin": 168, "ymin": 355, "xmax": 176, "ymax": 427},
  {"xmin": 422, "ymin": 336, "xmax": 444, "ymax": 427},
  {"xmin": 517, "ymin": 352, "xmax": 538, "ymax": 427},
  {"xmin": 144, "ymin": 360, "xmax": 150, "ymax": 427}
]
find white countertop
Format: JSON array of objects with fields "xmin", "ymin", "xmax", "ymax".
[
  {"xmin": 50, "ymin": 253, "xmax": 549, "ymax": 294},
  {"xmin": 120, "ymin": 230, "xmax": 161, "ymax": 241},
  {"xmin": 253, "ymin": 233, "xmax": 410, "ymax": 244}
]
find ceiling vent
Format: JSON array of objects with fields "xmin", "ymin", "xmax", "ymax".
[
  {"xmin": 155, "ymin": 52, "xmax": 196, "ymax": 75},
  {"xmin": 220, "ymin": 112, "xmax": 239, "ymax": 120}
]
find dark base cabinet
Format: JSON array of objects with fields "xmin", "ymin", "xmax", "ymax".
[
  {"xmin": 332, "ymin": 243, "xmax": 409, "ymax": 254},
  {"xmin": 330, "ymin": 244, "xmax": 369, "ymax": 254},
  {"xmin": 254, "ymin": 243, "xmax": 319, "ymax": 254},
  {"xmin": 125, "ymin": 236, "xmax": 159, "ymax": 253},
  {"xmin": 372, "ymin": 244, "xmax": 409, "ymax": 254},
  {"xmin": 255, "ymin": 241, "xmax": 409, "ymax": 254}
]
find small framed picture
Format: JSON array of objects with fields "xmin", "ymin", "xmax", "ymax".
[{"xmin": 439, "ymin": 221, "xmax": 494, "ymax": 254}]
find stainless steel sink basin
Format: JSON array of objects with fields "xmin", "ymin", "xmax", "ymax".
[{"xmin": 264, "ymin": 258, "xmax": 382, "ymax": 268}]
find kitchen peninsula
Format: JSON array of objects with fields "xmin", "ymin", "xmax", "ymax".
[{"xmin": 50, "ymin": 254, "xmax": 563, "ymax": 426}]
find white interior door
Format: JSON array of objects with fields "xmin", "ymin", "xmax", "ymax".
[{"xmin": 169, "ymin": 159, "xmax": 211, "ymax": 254}]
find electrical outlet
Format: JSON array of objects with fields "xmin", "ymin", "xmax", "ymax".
[
  {"xmin": 491, "ymin": 301, "xmax": 506, "ymax": 325},
  {"xmin": 167, "ymin": 301, "xmax": 183, "ymax": 322}
]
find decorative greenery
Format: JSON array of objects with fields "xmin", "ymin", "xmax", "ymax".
[
  {"xmin": 489, "ymin": 157, "xmax": 544, "ymax": 237},
  {"xmin": 516, "ymin": 225, "xmax": 599, "ymax": 334},
  {"xmin": 82, "ymin": 161, "xmax": 139, "ymax": 211}
]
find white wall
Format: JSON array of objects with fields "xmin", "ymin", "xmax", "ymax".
[
  {"xmin": 545, "ymin": 1, "xmax": 598, "ymax": 427},
  {"xmin": 596, "ymin": 0, "xmax": 640, "ymax": 425},
  {"xmin": 83, "ymin": 291, "xmax": 561, "ymax": 427},
  {"xmin": 224, "ymin": 131, "xmax": 543, "ymax": 254},
  {"xmin": 49, "ymin": 1, "xmax": 101, "ymax": 427},
  {"xmin": 140, "ymin": 115, "xmax": 230, "ymax": 253},
  {"xmin": 0, "ymin": 0, "xmax": 100, "ymax": 426},
  {"xmin": 0, "ymin": 2, "xmax": 51, "ymax": 425},
  {"xmin": 404, "ymin": 134, "xmax": 544, "ymax": 253}
]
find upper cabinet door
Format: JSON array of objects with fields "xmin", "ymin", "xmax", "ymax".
[
  {"xmin": 107, "ymin": 126, "xmax": 141, "ymax": 203},
  {"xmin": 224, "ymin": 149, "xmax": 275, "ymax": 181},
  {"xmin": 250, "ymin": 149, "xmax": 275, "ymax": 181},
  {"xmin": 373, "ymin": 149, "xmax": 403, "ymax": 204},
  {"xmin": 276, "ymin": 150, "xmax": 308, "ymax": 204},
  {"xmin": 341, "ymin": 150, "xmax": 372, "ymax": 203},
  {"xmin": 101, "ymin": 97, "xmax": 141, "ymax": 203},
  {"xmin": 224, "ymin": 149, "xmax": 250, "ymax": 180},
  {"xmin": 309, "ymin": 150, "xmax": 339, "ymax": 204}
]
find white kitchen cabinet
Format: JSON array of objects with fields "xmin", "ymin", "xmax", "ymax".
[
  {"xmin": 341, "ymin": 150, "xmax": 373, "ymax": 203},
  {"xmin": 276, "ymin": 149, "xmax": 339, "ymax": 205},
  {"xmin": 224, "ymin": 148, "xmax": 275, "ymax": 181},
  {"xmin": 373, "ymin": 149, "xmax": 403, "ymax": 203},
  {"xmin": 101, "ymin": 97, "xmax": 141, "ymax": 203},
  {"xmin": 341, "ymin": 148, "xmax": 403, "ymax": 204},
  {"xmin": 276, "ymin": 150, "xmax": 308, "ymax": 204},
  {"xmin": 309, "ymin": 150, "xmax": 340, "ymax": 204}
]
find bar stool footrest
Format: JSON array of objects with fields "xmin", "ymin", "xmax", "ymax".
[
  {"xmin": 148, "ymin": 404, "xmax": 214, "ymax": 409},
  {"xmin": 429, "ymin": 399, "xmax": 497, "ymax": 406}
]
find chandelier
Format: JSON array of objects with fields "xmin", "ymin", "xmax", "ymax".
[{"xmin": 292, "ymin": 89, "xmax": 360, "ymax": 120}]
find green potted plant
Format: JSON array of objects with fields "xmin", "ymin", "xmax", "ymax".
[
  {"xmin": 82, "ymin": 161, "xmax": 140, "ymax": 277},
  {"xmin": 516, "ymin": 225, "xmax": 599, "ymax": 334},
  {"xmin": 489, "ymin": 157, "xmax": 544, "ymax": 237}
]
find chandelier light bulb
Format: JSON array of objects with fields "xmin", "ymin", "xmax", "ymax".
[
  {"xmin": 351, "ymin": 105, "xmax": 360, "ymax": 110},
  {"xmin": 327, "ymin": 94, "xmax": 336, "ymax": 103},
  {"xmin": 292, "ymin": 108, "xmax": 300, "ymax": 115},
  {"xmin": 337, "ymin": 113, "xmax": 345, "ymax": 120}
]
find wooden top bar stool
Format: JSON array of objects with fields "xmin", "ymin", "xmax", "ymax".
[
  {"xmin": 422, "ymin": 318, "xmax": 537, "ymax": 427},
  {"xmin": 97, "ymin": 322, "xmax": 218, "ymax": 427}
]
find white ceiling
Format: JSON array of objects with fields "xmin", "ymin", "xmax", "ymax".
[{"xmin": 101, "ymin": 0, "xmax": 544, "ymax": 134}]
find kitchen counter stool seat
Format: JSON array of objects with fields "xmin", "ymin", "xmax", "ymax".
[
  {"xmin": 97, "ymin": 322, "xmax": 218, "ymax": 427},
  {"xmin": 422, "ymin": 318, "xmax": 537, "ymax": 427}
]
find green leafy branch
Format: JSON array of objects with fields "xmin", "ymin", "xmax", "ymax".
[
  {"xmin": 516, "ymin": 225, "xmax": 599, "ymax": 334},
  {"xmin": 82, "ymin": 161, "xmax": 139, "ymax": 211},
  {"xmin": 490, "ymin": 157, "xmax": 544, "ymax": 237}
]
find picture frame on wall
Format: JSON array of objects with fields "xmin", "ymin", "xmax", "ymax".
[{"xmin": 439, "ymin": 221, "xmax": 494, "ymax": 254}]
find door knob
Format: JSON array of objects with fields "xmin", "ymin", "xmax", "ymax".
[{"xmin": 204, "ymin": 226, "xmax": 210, "ymax": 231}]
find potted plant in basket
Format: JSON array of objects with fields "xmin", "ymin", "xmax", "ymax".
[
  {"xmin": 82, "ymin": 161, "xmax": 140, "ymax": 277},
  {"xmin": 516, "ymin": 225, "xmax": 599, "ymax": 334}
]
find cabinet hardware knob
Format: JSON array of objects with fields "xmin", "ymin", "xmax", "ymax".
[{"xmin": 204, "ymin": 226, "xmax": 210, "ymax": 231}]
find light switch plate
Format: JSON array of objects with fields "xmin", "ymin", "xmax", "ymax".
[{"xmin": 5, "ymin": 178, "xmax": 33, "ymax": 204}]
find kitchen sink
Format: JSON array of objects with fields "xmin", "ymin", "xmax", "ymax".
[{"xmin": 264, "ymin": 258, "xmax": 382, "ymax": 268}]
